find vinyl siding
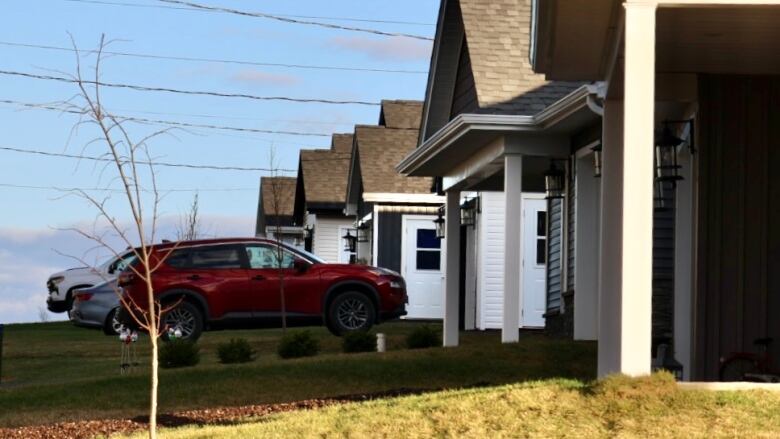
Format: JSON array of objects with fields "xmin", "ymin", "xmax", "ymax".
[
  {"xmin": 546, "ymin": 198, "xmax": 563, "ymax": 311},
  {"xmin": 312, "ymin": 216, "xmax": 354, "ymax": 263},
  {"xmin": 567, "ymin": 165, "xmax": 576, "ymax": 292},
  {"xmin": 477, "ymin": 192, "xmax": 506, "ymax": 329},
  {"xmin": 376, "ymin": 212, "xmax": 403, "ymax": 272},
  {"xmin": 449, "ymin": 37, "xmax": 478, "ymax": 118}
]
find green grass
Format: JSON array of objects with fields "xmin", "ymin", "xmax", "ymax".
[
  {"xmin": 131, "ymin": 374, "xmax": 780, "ymax": 438},
  {"xmin": 0, "ymin": 321, "xmax": 596, "ymax": 428}
]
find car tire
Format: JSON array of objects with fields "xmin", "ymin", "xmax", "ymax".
[
  {"xmin": 326, "ymin": 291, "xmax": 375, "ymax": 336},
  {"xmin": 103, "ymin": 307, "xmax": 124, "ymax": 336},
  {"xmin": 161, "ymin": 301, "xmax": 204, "ymax": 342}
]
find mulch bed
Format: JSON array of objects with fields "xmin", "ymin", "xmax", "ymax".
[{"xmin": 0, "ymin": 388, "xmax": 428, "ymax": 439}]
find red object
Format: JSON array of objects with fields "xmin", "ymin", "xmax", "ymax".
[{"xmin": 119, "ymin": 238, "xmax": 407, "ymax": 335}]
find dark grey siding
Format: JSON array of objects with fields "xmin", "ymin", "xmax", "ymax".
[
  {"xmin": 566, "ymin": 163, "xmax": 576, "ymax": 292},
  {"xmin": 546, "ymin": 198, "xmax": 563, "ymax": 311},
  {"xmin": 377, "ymin": 212, "xmax": 402, "ymax": 273},
  {"xmin": 449, "ymin": 37, "xmax": 478, "ymax": 119},
  {"xmin": 652, "ymin": 182, "xmax": 676, "ymax": 354}
]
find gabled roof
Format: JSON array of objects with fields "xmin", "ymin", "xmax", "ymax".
[
  {"xmin": 420, "ymin": 0, "xmax": 582, "ymax": 141},
  {"xmin": 350, "ymin": 101, "xmax": 432, "ymax": 195},
  {"xmin": 298, "ymin": 133, "xmax": 353, "ymax": 205},
  {"xmin": 260, "ymin": 176, "xmax": 296, "ymax": 217}
]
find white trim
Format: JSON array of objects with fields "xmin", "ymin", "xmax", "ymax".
[
  {"xmin": 399, "ymin": 213, "xmax": 438, "ymax": 282},
  {"xmin": 362, "ymin": 193, "xmax": 446, "ymax": 204},
  {"xmin": 675, "ymin": 147, "xmax": 695, "ymax": 381}
]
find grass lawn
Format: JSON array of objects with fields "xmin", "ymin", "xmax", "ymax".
[
  {"xmin": 0, "ymin": 321, "xmax": 596, "ymax": 428},
  {"xmin": 132, "ymin": 374, "xmax": 780, "ymax": 438}
]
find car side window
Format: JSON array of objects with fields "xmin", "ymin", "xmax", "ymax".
[
  {"xmin": 246, "ymin": 244, "xmax": 296, "ymax": 269},
  {"xmin": 188, "ymin": 245, "xmax": 243, "ymax": 269},
  {"xmin": 165, "ymin": 249, "xmax": 191, "ymax": 268}
]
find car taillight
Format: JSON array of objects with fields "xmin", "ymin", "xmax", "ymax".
[{"xmin": 75, "ymin": 293, "xmax": 93, "ymax": 301}]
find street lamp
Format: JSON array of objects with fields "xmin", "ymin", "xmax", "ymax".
[
  {"xmin": 544, "ymin": 161, "xmax": 565, "ymax": 199},
  {"xmin": 433, "ymin": 206, "xmax": 445, "ymax": 239}
]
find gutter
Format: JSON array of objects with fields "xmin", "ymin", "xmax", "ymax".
[{"xmin": 397, "ymin": 85, "xmax": 594, "ymax": 175}]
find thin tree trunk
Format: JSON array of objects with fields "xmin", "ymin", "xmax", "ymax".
[{"xmin": 145, "ymin": 268, "xmax": 158, "ymax": 439}]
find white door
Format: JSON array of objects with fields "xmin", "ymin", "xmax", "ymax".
[
  {"xmin": 338, "ymin": 225, "xmax": 355, "ymax": 264},
  {"xmin": 521, "ymin": 197, "xmax": 547, "ymax": 327},
  {"xmin": 402, "ymin": 217, "xmax": 443, "ymax": 319}
]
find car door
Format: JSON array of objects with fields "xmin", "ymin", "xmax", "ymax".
[
  {"xmin": 244, "ymin": 243, "xmax": 320, "ymax": 316},
  {"xmin": 180, "ymin": 244, "xmax": 252, "ymax": 319}
]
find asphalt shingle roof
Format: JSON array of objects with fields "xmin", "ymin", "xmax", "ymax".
[
  {"xmin": 260, "ymin": 176, "xmax": 296, "ymax": 217},
  {"xmin": 300, "ymin": 133, "xmax": 353, "ymax": 204},
  {"xmin": 355, "ymin": 101, "xmax": 432, "ymax": 194},
  {"xmin": 459, "ymin": 0, "xmax": 582, "ymax": 115}
]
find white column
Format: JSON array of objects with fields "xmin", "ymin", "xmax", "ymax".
[
  {"xmin": 599, "ymin": 3, "xmax": 657, "ymax": 377},
  {"xmin": 443, "ymin": 189, "xmax": 461, "ymax": 347},
  {"xmin": 674, "ymin": 149, "xmax": 694, "ymax": 380},
  {"xmin": 574, "ymin": 154, "xmax": 600, "ymax": 341},
  {"xmin": 502, "ymin": 154, "xmax": 522, "ymax": 343}
]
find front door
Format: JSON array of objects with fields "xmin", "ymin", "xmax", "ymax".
[
  {"xmin": 521, "ymin": 197, "xmax": 547, "ymax": 328},
  {"xmin": 403, "ymin": 216, "xmax": 443, "ymax": 319}
]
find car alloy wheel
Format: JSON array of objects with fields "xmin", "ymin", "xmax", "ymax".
[
  {"xmin": 164, "ymin": 306, "xmax": 197, "ymax": 339},
  {"xmin": 336, "ymin": 297, "xmax": 369, "ymax": 330}
]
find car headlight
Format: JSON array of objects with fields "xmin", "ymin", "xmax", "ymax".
[
  {"xmin": 390, "ymin": 280, "xmax": 404, "ymax": 289},
  {"xmin": 367, "ymin": 267, "xmax": 401, "ymax": 277},
  {"xmin": 50, "ymin": 276, "xmax": 65, "ymax": 286}
]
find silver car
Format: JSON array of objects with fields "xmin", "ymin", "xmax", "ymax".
[{"xmin": 70, "ymin": 280, "xmax": 124, "ymax": 335}]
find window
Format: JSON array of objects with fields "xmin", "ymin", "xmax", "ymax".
[
  {"xmin": 188, "ymin": 245, "xmax": 242, "ymax": 269},
  {"xmin": 415, "ymin": 229, "xmax": 441, "ymax": 270},
  {"xmin": 246, "ymin": 244, "xmax": 296, "ymax": 269},
  {"xmin": 165, "ymin": 249, "xmax": 191, "ymax": 268},
  {"xmin": 536, "ymin": 211, "xmax": 547, "ymax": 265}
]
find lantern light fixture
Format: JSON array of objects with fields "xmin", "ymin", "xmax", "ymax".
[
  {"xmin": 459, "ymin": 197, "xmax": 479, "ymax": 227},
  {"xmin": 544, "ymin": 161, "xmax": 566, "ymax": 199},
  {"xmin": 433, "ymin": 206, "xmax": 445, "ymax": 239},
  {"xmin": 356, "ymin": 221, "xmax": 370, "ymax": 243},
  {"xmin": 591, "ymin": 142, "xmax": 603, "ymax": 178},
  {"xmin": 342, "ymin": 229, "xmax": 357, "ymax": 253}
]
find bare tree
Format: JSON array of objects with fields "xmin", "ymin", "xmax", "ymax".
[
  {"xmin": 176, "ymin": 192, "xmax": 201, "ymax": 241},
  {"xmin": 57, "ymin": 34, "xmax": 179, "ymax": 439},
  {"xmin": 266, "ymin": 148, "xmax": 288, "ymax": 332}
]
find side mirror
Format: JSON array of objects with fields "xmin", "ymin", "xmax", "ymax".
[
  {"xmin": 293, "ymin": 259, "xmax": 310, "ymax": 273},
  {"xmin": 107, "ymin": 262, "xmax": 117, "ymax": 275}
]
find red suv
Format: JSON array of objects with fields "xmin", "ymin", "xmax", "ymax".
[{"xmin": 118, "ymin": 238, "xmax": 407, "ymax": 340}]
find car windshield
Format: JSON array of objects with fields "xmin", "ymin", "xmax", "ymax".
[{"xmin": 281, "ymin": 243, "xmax": 326, "ymax": 264}]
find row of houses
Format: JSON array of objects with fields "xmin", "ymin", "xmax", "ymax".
[{"xmin": 257, "ymin": 0, "xmax": 780, "ymax": 383}]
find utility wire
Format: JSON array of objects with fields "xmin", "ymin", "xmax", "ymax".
[
  {"xmin": 0, "ymin": 41, "xmax": 427, "ymax": 75},
  {"xmin": 0, "ymin": 69, "xmax": 380, "ymax": 106},
  {"xmin": 0, "ymin": 99, "xmax": 332, "ymax": 137},
  {"xmin": 157, "ymin": 0, "xmax": 433, "ymax": 41},
  {"xmin": 0, "ymin": 182, "xmax": 255, "ymax": 193},
  {"xmin": 60, "ymin": 0, "xmax": 435, "ymax": 26},
  {"xmin": 0, "ymin": 145, "xmax": 298, "ymax": 173}
]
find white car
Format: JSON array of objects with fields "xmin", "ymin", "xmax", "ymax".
[{"xmin": 46, "ymin": 251, "xmax": 136, "ymax": 314}]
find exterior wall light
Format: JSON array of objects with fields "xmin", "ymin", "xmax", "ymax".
[
  {"xmin": 433, "ymin": 206, "xmax": 445, "ymax": 239},
  {"xmin": 356, "ymin": 221, "xmax": 370, "ymax": 243},
  {"xmin": 655, "ymin": 120, "xmax": 694, "ymax": 184},
  {"xmin": 592, "ymin": 142, "xmax": 602, "ymax": 178},
  {"xmin": 342, "ymin": 229, "xmax": 357, "ymax": 253},
  {"xmin": 544, "ymin": 161, "xmax": 566, "ymax": 199},
  {"xmin": 459, "ymin": 197, "xmax": 479, "ymax": 227}
]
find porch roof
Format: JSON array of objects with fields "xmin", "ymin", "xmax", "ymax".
[{"xmin": 397, "ymin": 85, "xmax": 599, "ymax": 177}]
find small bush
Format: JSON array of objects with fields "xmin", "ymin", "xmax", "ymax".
[
  {"xmin": 406, "ymin": 325, "xmax": 441, "ymax": 349},
  {"xmin": 342, "ymin": 331, "xmax": 376, "ymax": 353},
  {"xmin": 217, "ymin": 338, "xmax": 256, "ymax": 364},
  {"xmin": 277, "ymin": 330, "xmax": 320, "ymax": 359},
  {"xmin": 159, "ymin": 339, "xmax": 200, "ymax": 368}
]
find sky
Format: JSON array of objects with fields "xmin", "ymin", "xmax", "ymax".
[{"xmin": 0, "ymin": 0, "xmax": 438, "ymax": 323}]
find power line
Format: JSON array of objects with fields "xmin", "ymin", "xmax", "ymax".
[
  {"xmin": 0, "ymin": 99, "xmax": 332, "ymax": 137},
  {"xmin": 157, "ymin": 0, "xmax": 433, "ymax": 41},
  {"xmin": 0, "ymin": 145, "xmax": 298, "ymax": 173},
  {"xmin": 60, "ymin": 0, "xmax": 435, "ymax": 26},
  {"xmin": 0, "ymin": 40, "xmax": 428, "ymax": 75},
  {"xmin": 0, "ymin": 69, "xmax": 380, "ymax": 106},
  {"xmin": 0, "ymin": 182, "xmax": 255, "ymax": 193}
]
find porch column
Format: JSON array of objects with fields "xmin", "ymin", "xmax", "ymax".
[
  {"xmin": 574, "ymin": 154, "xmax": 600, "ymax": 341},
  {"xmin": 598, "ymin": 2, "xmax": 656, "ymax": 377},
  {"xmin": 674, "ymin": 148, "xmax": 694, "ymax": 380},
  {"xmin": 502, "ymin": 154, "xmax": 522, "ymax": 343},
  {"xmin": 443, "ymin": 189, "xmax": 461, "ymax": 347}
]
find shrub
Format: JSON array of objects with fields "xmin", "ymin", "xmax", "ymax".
[
  {"xmin": 406, "ymin": 325, "xmax": 441, "ymax": 349},
  {"xmin": 277, "ymin": 330, "xmax": 320, "ymax": 359},
  {"xmin": 342, "ymin": 331, "xmax": 376, "ymax": 353},
  {"xmin": 159, "ymin": 339, "xmax": 200, "ymax": 368},
  {"xmin": 217, "ymin": 338, "xmax": 256, "ymax": 364}
]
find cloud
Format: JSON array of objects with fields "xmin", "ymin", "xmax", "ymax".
[
  {"xmin": 230, "ymin": 69, "xmax": 300, "ymax": 86},
  {"xmin": 327, "ymin": 36, "xmax": 432, "ymax": 62}
]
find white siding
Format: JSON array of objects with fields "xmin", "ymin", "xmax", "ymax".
[
  {"xmin": 477, "ymin": 191, "xmax": 506, "ymax": 329},
  {"xmin": 312, "ymin": 216, "xmax": 353, "ymax": 263}
]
